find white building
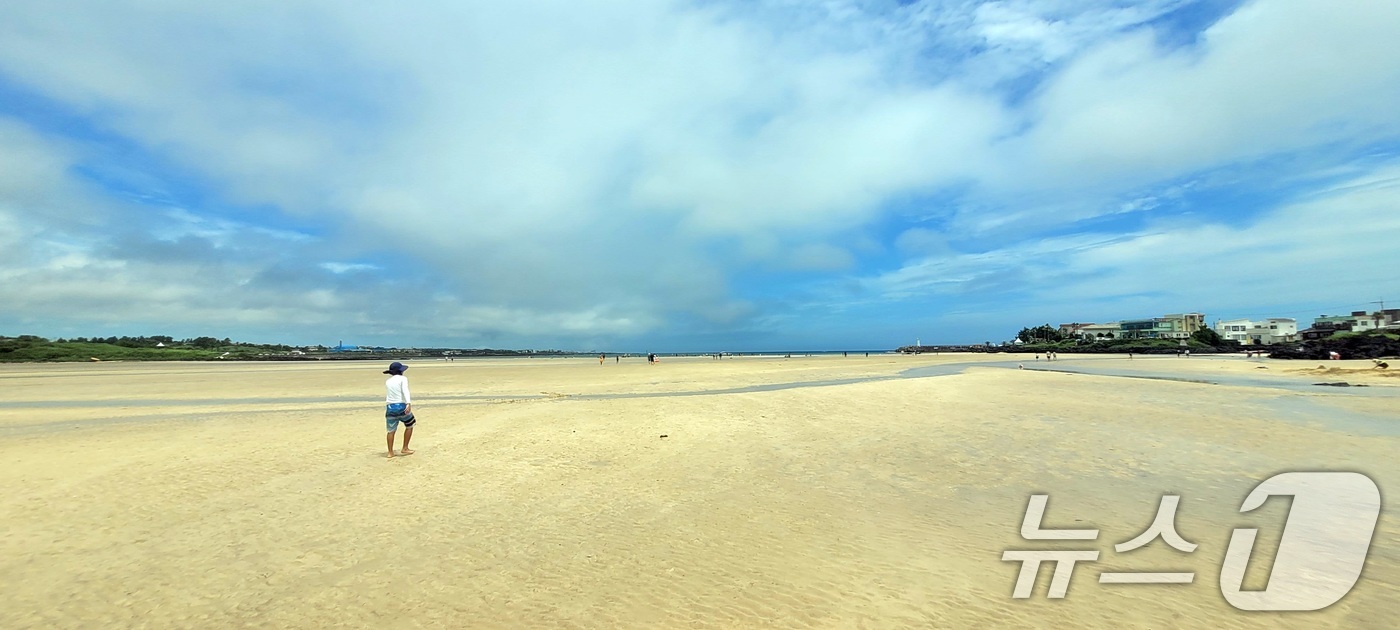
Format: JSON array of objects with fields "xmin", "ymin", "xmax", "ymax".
[
  {"xmin": 1076, "ymin": 322, "xmax": 1123, "ymax": 339},
  {"xmin": 1215, "ymin": 318, "xmax": 1297, "ymax": 345},
  {"xmin": 1314, "ymin": 311, "xmax": 1396, "ymax": 333}
]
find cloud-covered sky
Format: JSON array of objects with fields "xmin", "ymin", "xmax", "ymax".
[{"xmin": 2, "ymin": 0, "xmax": 1397, "ymax": 350}]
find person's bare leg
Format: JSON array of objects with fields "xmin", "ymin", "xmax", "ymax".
[
  {"xmin": 401, "ymin": 425, "xmax": 414, "ymax": 455},
  {"xmin": 386, "ymin": 430, "xmax": 397, "ymax": 458}
]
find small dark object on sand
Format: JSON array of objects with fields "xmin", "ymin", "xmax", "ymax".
[
  {"xmin": 1314, "ymin": 382, "xmax": 1352, "ymax": 387},
  {"xmin": 660, "ymin": 434, "xmax": 669, "ymax": 438}
]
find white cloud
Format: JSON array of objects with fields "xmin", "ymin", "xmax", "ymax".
[
  {"xmin": 972, "ymin": 0, "xmax": 1181, "ymax": 64},
  {"xmin": 863, "ymin": 162, "xmax": 1400, "ymax": 323},
  {"xmin": 1, "ymin": 1, "xmax": 1398, "ymax": 346},
  {"xmin": 990, "ymin": 0, "xmax": 1400, "ymax": 197},
  {"xmin": 319, "ymin": 262, "xmax": 379, "ymax": 275}
]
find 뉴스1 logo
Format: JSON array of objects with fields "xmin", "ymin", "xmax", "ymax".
[{"xmin": 1002, "ymin": 471, "xmax": 1381, "ymax": 611}]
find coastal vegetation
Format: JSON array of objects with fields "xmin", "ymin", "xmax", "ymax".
[
  {"xmin": 899, "ymin": 323, "xmax": 1236, "ymax": 355},
  {"xmin": 0, "ymin": 335, "xmax": 247, "ymax": 362},
  {"xmin": 894, "ymin": 326, "xmax": 1400, "ymax": 359},
  {"xmin": 899, "ymin": 338, "xmax": 1225, "ymax": 355},
  {"xmin": 0, "ymin": 335, "xmax": 568, "ymax": 363}
]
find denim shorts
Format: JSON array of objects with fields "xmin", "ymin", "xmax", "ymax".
[{"xmin": 386, "ymin": 403, "xmax": 416, "ymax": 433}]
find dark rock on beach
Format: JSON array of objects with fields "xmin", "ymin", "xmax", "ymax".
[{"xmin": 1270, "ymin": 331, "xmax": 1400, "ymax": 360}]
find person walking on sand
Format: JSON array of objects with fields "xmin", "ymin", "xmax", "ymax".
[{"xmin": 383, "ymin": 361, "xmax": 416, "ymax": 458}]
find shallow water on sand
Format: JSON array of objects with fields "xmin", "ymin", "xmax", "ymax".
[{"xmin": 3, "ymin": 356, "xmax": 1397, "ymax": 628}]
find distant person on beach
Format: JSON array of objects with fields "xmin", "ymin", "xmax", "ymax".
[
  {"xmin": 600, "ymin": 353, "xmax": 605, "ymax": 365},
  {"xmin": 383, "ymin": 361, "xmax": 415, "ymax": 458}
]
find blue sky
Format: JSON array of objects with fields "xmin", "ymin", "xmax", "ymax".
[{"xmin": 2, "ymin": 0, "xmax": 1398, "ymax": 351}]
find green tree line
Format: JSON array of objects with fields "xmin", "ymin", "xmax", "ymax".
[{"xmin": 0, "ymin": 335, "xmax": 295, "ymax": 362}]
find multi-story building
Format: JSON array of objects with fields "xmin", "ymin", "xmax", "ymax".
[
  {"xmin": 1384, "ymin": 309, "xmax": 1400, "ymax": 330},
  {"xmin": 1166, "ymin": 313, "xmax": 1206, "ymax": 337},
  {"xmin": 1216, "ymin": 319, "xmax": 1252, "ymax": 343},
  {"xmin": 1255, "ymin": 318, "xmax": 1298, "ymax": 344},
  {"xmin": 1301, "ymin": 322, "xmax": 1350, "ymax": 340},
  {"xmin": 1059, "ymin": 313, "xmax": 1205, "ymax": 340},
  {"xmin": 1119, "ymin": 313, "xmax": 1206, "ymax": 340},
  {"xmin": 1076, "ymin": 323, "xmax": 1122, "ymax": 339},
  {"xmin": 1301, "ymin": 310, "xmax": 1400, "ymax": 338},
  {"xmin": 1058, "ymin": 323, "xmax": 1093, "ymax": 337},
  {"xmin": 1119, "ymin": 318, "xmax": 1164, "ymax": 339},
  {"xmin": 1314, "ymin": 311, "xmax": 1387, "ymax": 334},
  {"xmin": 1215, "ymin": 318, "xmax": 1297, "ymax": 345}
]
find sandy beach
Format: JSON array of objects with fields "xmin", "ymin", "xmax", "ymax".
[{"xmin": 2, "ymin": 353, "xmax": 1397, "ymax": 628}]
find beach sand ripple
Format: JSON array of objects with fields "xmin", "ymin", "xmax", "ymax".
[{"xmin": 1, "ymin": 355, "xmax": 1396, "ymax": 628}]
